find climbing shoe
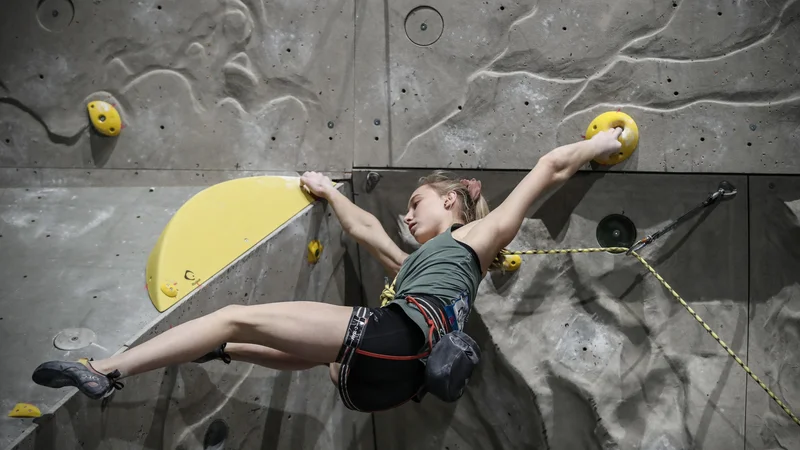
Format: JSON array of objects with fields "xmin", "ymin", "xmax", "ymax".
[
  {"xmin": 31, "ymin": 358, "xmax": 124, "ymax": 400},
  {"xmin": 193, "ymin": 343, "xmax": 231, "ymax": 364}
]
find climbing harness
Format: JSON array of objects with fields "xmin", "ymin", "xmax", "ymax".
[
  {"xmin": 378, "ymin": 180, "xmax": 799, "ymax": 426},
  {"xmin": 627, "ymin": 181, "xmax": 737, "ymax": 255},
  {"xmin": 367, "ymin": 294, "xmax": 480, "ymax": 403}
]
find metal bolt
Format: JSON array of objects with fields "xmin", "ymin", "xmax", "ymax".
[
  {"xmin": 768, "ymin": 183, "xmax": 775, "ymax": 190},
  {"xmin": 374, "ymin": 119, "xmax": 381, "ymax": 126},
  {"xmin": 749, "ymin": 124, "xmax": 757, "ymax": 131},
  {"xmin": 612, "ymin": 230, "xmax": 620, "ymax": 238},
  {"xmin": 52, "ymin": 10, "xmax": 59, "ymax": 17},
  {"xmin": 327, "ymin": 121, "xmax": 334, "ymax": 129},
  {"xmin": 420, "ymin": 23, "xmax": 428, "ymax": 31}
]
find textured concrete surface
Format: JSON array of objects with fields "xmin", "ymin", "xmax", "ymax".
[
  {"xmin": 355, "ymin": 0, "xmax": 800, "ymax": 172},
  {"xmin": 0, "ymin": 184, "xmax": 204, "ymax": 448},
  {"xmin": 747, "ymin": 177, "xmax": 800, "ymax": 450},
  {"xmin": 351, "ymin": 170, "xmax": 798, "ymax": 449},
  {"xmin": 0, "ymin": 0, "xmax": 354, "ymax": 173},
  {"xmin": 4, "ymin": 183, "xmax": 373, "ymax": 450}
]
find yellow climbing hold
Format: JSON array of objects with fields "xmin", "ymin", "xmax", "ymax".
[
  {"xmin": 9, "ymin": 403, "xmax": 41, "ymax": 418},
  {"xmin": 307, "ymin": 240, "xmax": 323, "ymax": 264},
  {"xmin": 585, "ymin": 111, "xmax": 639, "ymax": 165},
  {"xmin": 160, "ymin": 281, "xmax": 178, "ymax": 298},
  {"xmin": 146, "ymin": 176, "xmax": 325, "ymax": 312},
  {"xmin": 502, "ymin": 254, "xmax": 521, "ymax": 272},
  {"xmin": 87, "ymin": 101, "xmax": 122, "ymax": 137}
]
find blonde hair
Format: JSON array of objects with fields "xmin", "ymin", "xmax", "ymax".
[
  {"xmin": 417, "ymin": 171, "xmax": 489, "ymax": 224},
  {"xmin": 418, "ymin": 171, "xmax": 505, "ymax": 271}
]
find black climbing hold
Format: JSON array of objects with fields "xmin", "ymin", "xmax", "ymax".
[
  {"xmin": 596, "ymin": 214, "xmax": 637, "ymax": 252},
  {"xmin": 203, "ymin": 419, "xmax": 228, "ymax": 449}
]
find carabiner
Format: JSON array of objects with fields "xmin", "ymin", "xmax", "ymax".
[
  {"xmin": 626, "ymin": 235, "xmax": 652, "ymax": 255},
  {"xmin": 718, "ymin": 180, "xmax": 737, "ymax": 198},
  {"xmin": 704, "ymin": 181, "xmax": 737, "ymax": 206}
]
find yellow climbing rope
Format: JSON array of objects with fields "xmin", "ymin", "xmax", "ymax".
[{"xmin": 380, "ymin": 246, "xmax": 800, "ymax": 427}]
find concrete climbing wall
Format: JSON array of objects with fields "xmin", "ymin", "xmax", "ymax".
[
  {"xmin": 354, "ymin": 170, "xmax": 798, "ymax": 449},
  {"xmin": 355, "ymin": 0, "xmax": 799, "ymax": 172},
  {"xmin": 3, "ymin": 0, "xmax": 800, "ymax": 448},
  {"xmin": 0, "ymin": 0, "xmax": 354, "ymax": 173},
  {"xmin": 748, "ymin": 177, "xmax": 800, "ymax": 449}
]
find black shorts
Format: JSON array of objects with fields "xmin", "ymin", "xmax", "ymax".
[{"xmin": 335, "ymin": 303, "xmax": 428, "ymax": 412}]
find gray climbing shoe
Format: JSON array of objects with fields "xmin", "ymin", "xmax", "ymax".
[{"xmin": 32, "ymin": 358, "xmax": 124, "ymax": 400}]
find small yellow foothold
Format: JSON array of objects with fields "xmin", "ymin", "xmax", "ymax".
[
  {"xmin": 585, "ymin": 111, "xmax": 639, "ymax": 165},
  {"xmin": 307, "ymin": 240, "xmax": 323, "ymax": 264},
  {"xmin": 160, "ymin": 282, "xmax": 178, "ymax": 298},
  {"xmin": 9, "ymin": 403, "xmax": 41, "ymax": 418},
  {"xmin": 87, "ymin": 101, "xmax": 122, "ymax": 137},
  {"xmin": 502, "ymin": 254, "xmax": 522, "ymax": 272}
]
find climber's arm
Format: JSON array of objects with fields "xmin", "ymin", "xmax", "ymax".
[
  {"xmin": 454, "ymin": 131, "xmax": 622, "ymax": 273},
  {"xmin": 326, "ymin": 188, "xmax": 409, "ymax": 276}
]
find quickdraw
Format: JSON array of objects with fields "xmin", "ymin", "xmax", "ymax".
[{"xmin": 627, "ymin": 181, "xmax": 738, "ymax": 255}]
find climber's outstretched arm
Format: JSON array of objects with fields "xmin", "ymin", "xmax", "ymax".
[{"xmin": 454, "ymin": 130, "xmax": 623, "ymax": 273}]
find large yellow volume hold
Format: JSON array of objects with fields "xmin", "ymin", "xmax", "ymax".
[{"xmin": 146, "ymin": 176, "xmax": 323, "ymax": 312}]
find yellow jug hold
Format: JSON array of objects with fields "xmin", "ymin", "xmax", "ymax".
[{"xmin": 585, "ymin": 111, "xmax": 639, "ymax": 165}]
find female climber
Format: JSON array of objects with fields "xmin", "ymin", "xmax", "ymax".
[{"xmin": 31, "ymin": 128, "xmax": 623, "ymax": 412}]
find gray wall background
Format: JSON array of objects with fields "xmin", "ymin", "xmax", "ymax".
[{"xmin": 1, "ymin": 0, "xmax": 799, "ymax": 449}]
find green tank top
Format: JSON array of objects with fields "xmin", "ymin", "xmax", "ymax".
[{"xmin": 388, "ymin": 224, "xmax": 483, "ymax": 337}]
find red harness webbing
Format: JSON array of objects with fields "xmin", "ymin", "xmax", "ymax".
[{"xmin": 354, "ymin": 296, "xmax": 446, "ymax": 361}]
